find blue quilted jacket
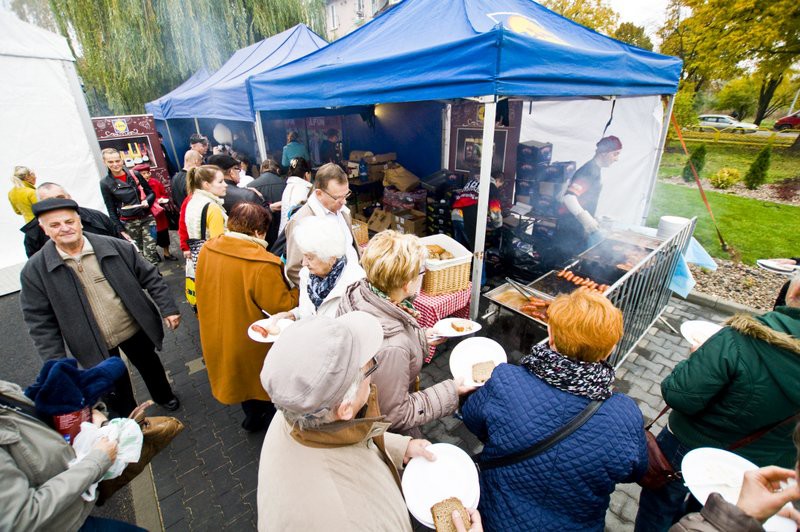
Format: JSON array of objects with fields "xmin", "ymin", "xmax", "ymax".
[{"xmin": 462, "ymin": 363, "xmax": 648, "ymax": 531}]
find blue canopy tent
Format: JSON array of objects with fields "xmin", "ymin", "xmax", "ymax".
[
  {"xmin": 145, "ymin": 67, "xmax": 211, "ymax": 168},
  {"xmin": 247, "ymin": 0, "xmax": 682, "ymax": 319},
  {"xmin": 163, "ymin": 24, "xmax": 326, "ymax": 161}
]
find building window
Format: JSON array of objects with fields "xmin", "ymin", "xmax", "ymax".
[{"xmin": 328, "ymin": 3, "xmax": 338, "ymax": 30}]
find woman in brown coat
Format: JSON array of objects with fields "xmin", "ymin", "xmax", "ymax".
[{"xmin": 195, "ymin": 202, "xmax": 298, "ymax": 431}]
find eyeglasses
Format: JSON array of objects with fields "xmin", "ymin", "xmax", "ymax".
[
  {"xmin": 363, "ymin": 356, "xmax": 380, "ymax": 378},
  {"xmin": 320, "ymin": 188, "xmax": 352, "ymax": 203}
]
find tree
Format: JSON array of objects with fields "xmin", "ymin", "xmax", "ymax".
[
  {"xmin": 682, "ymin": 143, "xmax": 706, "ymax": 182},
  {"xmin": 659, "ymin": 0, "xmax": 800, "ymax": 124},
  {"xmin": 715, "ymin": 77, "xmax": 757, "ymax": 121},
  {"xmin": 540, "ymin": 0, "xmax": 619, "ymax": 35},
  {"xmin": 672, "ymin": 83, "xmax": 698, "ymax": 127},
  {"xmin": 743, "ymin": 145, "xmax": 771, "ymax": 190},
  {"xmin": 37, "ymin": 0, "xmax": 325, "ymax": 114},
  {"xmin": 613, "ymin": 22, "xmax": 653, "ymax": 51}
]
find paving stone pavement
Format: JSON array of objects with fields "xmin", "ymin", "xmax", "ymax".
[{"xmin": 141, "ymin": 254, "xmax": 733, "ymax": 531}]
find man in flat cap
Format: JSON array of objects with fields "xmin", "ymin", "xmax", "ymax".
[
  {"xmin": 556, "ymin": 135, "xmax": 623, "ymax": 258},
  {"xmin": 256, "ymin": 312, "xmax": 436, "ymax": 531},
  {"xmin": 20, "ymin": 198, "xmax": 181, "ymax": 415}
]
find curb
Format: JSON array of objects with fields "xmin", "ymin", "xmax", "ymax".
[
  {"xmin": 682, "ymin": 291, "xmax": 763, "ymax": 316},
  {"xmin": 130, "ymin": 463, "xmax": 164, "ymax": 531}
]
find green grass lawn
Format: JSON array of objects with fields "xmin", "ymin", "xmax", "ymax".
[
  {"xmin": 646, "ymin": 182, "xmax": 800, "ymax": 264},
  {"xmin": 658, "ymin": 140, "xmax": 800, "ymax": 183}
]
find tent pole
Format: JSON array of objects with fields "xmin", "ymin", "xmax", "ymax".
[
  {"xmin": 441, "ymin": 103, "xmax": 452, "ymax": 168},
  {"xmin": 194, "ymin": 118, "xmax": 201, "ymax": 135},
  {"xmin": 642, "ymin": 94, "xmax": 675, "ymax": 225},
  {"xmin": 469, "ymin": 96, "xmax": 497, "ymax": 320},
  {"xmin": 255, "ymin": 111, "xmax": 268, "ymax": 163},
  {"xmin": 164, "ymin": 120, "xmax": 179, "ymax": 167}
]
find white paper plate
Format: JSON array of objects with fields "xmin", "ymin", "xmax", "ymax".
[
  {"xmin": 247, "ymin": 318, "xmax": 294, "ymax": 343},
  {"xmin": 432, "ymin": 318, "xmax": 482, "ymax": 338},
  {"xmin": 449, "ymin": 337, "xmax": 507, "ymax": 387},
  {"xmin": 402, "ymin": 443, "xmax": 480, "ymax": 529},
  {"xmin": 680, "ymin": 320, "xmax": 723, "ymax": 347},
  {"xmin": 757, "ymin": 259, "xmax": 797, "ymax": 276},
  {"xmin": 682, "ymin": 448, "xmax": 796, "ymax": 532}
]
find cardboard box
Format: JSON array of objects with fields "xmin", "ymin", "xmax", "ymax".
[
  {"xmin": 393, "ymin": 209, "xmax": 426, "ymax": 236},
  {"xmin": 365, "ymin": 152, "xmax": 396, "ymax": 164},
  {"xmin": 349, "ymin": 150, "xmax": 374, "ymax": 161},
  {"xmin": 367, "ymin": 208, "xmax": 393, "ymax": 233},
  {"xmin": 368, "ymin": 163, "xmax": 385, "ymax": 182}
]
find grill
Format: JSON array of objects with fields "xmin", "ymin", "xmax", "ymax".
[{"xmin": 484, "ymin": 220, "xmax": 696, "ymax": 367}]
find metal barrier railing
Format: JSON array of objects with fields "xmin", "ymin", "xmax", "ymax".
[{"xmin": 605, "ymin": 218, "xmax": 697, "ymax": 368}]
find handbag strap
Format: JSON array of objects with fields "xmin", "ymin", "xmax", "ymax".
[
  {"xmin": 729, "ymin": 411, "xmax": 800, "ymax": 451},
  {"xmin": 650, "ymin": 403, "xmax": 799, "ymax": 451},
  {"xmin": 199, "ymin": 202, "xmax": 210, "ymax": 240},
  {"xmin": 0, "ymin": 393, "xmax": 48, "ymax": 427},
  {"xmin": 479, "ymin": 400, "xmax": 602, "ymax": 471}
]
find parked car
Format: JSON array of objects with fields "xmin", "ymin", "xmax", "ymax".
[
  {"xmin": 774, "ymin": 111, "xmax": 800, "ymax": 131},
  {"xmin": 697, "ymin": 114, "xmax": 759, "ymax": 133}
]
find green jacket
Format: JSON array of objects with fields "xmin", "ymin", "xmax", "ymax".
[{"xmin": 662, "ymin": 307, "xmax": 800, "ymax": 468}]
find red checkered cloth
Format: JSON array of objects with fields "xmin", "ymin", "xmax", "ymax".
[{"xmin": 413, "ymin": 283, "xmax": 472, "ymax": 362}]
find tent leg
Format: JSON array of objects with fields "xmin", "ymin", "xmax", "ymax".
[
  {"xmin": 469, "ymin": 97, "xmax": 497, "ymax": 320},
  {"xmin": 642, "ymin": 94, "xmax": 675, "ymax": 224},
  {"xmin": 255, "ymin": 112, "xmax": 268, "ymax": 164},
  {"xmin": 164, "ymin": 120, "xmax": 179, "ymax": 168},
  {"xmin": 441, "ymin": 103, "xmax": 452, "ymax": 168},
  {"xmin": 194, "ymin": 118, "xmax": 201, "ymax": 135}
]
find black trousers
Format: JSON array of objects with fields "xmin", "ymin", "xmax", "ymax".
[
  {"xmin": 105, "ymin": 329, "xmax": 174, "ymax": 416},
  {"xmin": 241, "ymin": 400, "xmax": 277, "ymax": 432}
]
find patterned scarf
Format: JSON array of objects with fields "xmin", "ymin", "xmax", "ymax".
[
  {"xmin": 307, "ymin": 257, "xmax": 346, "ymax": 309},
  {"xmin": 368, "ymin": 283, "xmax": 421, "ymax": 320},
  {"xmin": 520, "ymin": 343, "xmax": 615, "ymax": 400}
]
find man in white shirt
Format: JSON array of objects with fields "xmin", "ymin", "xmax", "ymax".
[{"xmin": 284, "ymin": 163, "xmax": 361, "ymax": 287}]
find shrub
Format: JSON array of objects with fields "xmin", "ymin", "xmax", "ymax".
[
  {"xmin": 682, "ymin": 143, "xmax": 707, "ymax": 182},
  {"xmin": 709, "ymin": 167, "xmax": 741, "ymax": 189},
  {"xmin": 743, "ymin": 145, "xmax": 772, "ymax": 190}
]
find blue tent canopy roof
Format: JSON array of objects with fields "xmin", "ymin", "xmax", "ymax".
[
  {"xmin": 145, "ymin": 68, "xmax": 211, "ymax": 120},
  {"xmin": 248, "ymin": 0, "xmax": 682, "ymax": 111},
  {"xmin": 162, "ymin": 24, "xmax": 326, "ymax": 122}
]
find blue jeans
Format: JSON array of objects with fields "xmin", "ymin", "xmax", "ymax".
[{"xmin": 634, "ymin": 428, "xmax": 692, "ymax": 532}]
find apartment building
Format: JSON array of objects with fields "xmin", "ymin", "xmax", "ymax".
[{"xmin": 325, "ymin": 0, "xmax": 400, "ymax": 40}]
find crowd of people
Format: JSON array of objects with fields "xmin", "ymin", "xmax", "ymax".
[{"xmin": 4, "ymin": 131, "xmax": 800, "ymax": 532}]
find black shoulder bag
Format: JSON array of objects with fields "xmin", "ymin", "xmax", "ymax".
[{"xmin": 478, "ymin": 400, "xmax": 602, "ymax": 471}]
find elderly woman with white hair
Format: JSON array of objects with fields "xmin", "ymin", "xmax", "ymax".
[{"xmin": 270, "ymin": 216, "xmax": 365, "ymax": 321}]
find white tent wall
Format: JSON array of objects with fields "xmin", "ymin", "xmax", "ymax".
[
  {"xmin": 518, "ymin": 96, "xmax": 664, "ymax": 226},
  {"xmin": 0, "ymin": 13, "xmax": 105, "ymax": 294}
]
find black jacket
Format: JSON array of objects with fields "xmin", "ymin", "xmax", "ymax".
[
  {"xmin": 171, "ymin": 169, "xmax": 188, "ymax": 208},
  {"xmin": 20, "ymin": 207, "xmax": 121, "ymax": 258},
  {"xmin": 20, "ymin": 233, "xmax": 179, "ymax": 368},
  {"xmin": 99, "ymin": 168, "xmax": 156, "ymax": 233},
  {"xmin": 247, "ymin": 172, "xmax": 285, "ymax": 205},
  {"xmin": 222, "ymin": 180, "xmax": 265, "ymax": 214}
]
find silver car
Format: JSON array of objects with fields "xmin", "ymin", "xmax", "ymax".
[{"xmin": 697, "ymin": 114, "xmax": 759, "ymax": 133}]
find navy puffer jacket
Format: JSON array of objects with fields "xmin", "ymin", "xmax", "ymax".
[{"xmin": 462, "ymin": 363, "xmax": 647, "ymax": 531}]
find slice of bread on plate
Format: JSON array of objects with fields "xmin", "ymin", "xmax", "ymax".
[
  {"xmin": 431, "ymin": 497, "xmax": 471, "ymax": 532},
  {"xmin": 471, "ymin": 361, "xmax": 495, "ymax": 383}
]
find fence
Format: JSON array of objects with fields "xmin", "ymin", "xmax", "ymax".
[{"xmin": 605, "ymin": 218, "xmax": 697, "ymax": 368}]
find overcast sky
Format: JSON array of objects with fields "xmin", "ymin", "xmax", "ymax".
[{"xmin": 607, "ymin": 0, "xmax": 669, "ymax": 39}]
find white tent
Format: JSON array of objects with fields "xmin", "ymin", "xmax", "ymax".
[{"xmin": 0, "ymin": 11, "xmax": 105, "ymax": 294}]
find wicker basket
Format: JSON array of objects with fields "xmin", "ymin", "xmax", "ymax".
[
  {"xmin": 352, "ymin": 221, "xmax": 369, "ymax": 246},
  {"xmin": 420, "ymin": 234, "xmax": 472, "ymax": 295},
  {"xmin": 422, "ymin": 261, "xmax": 471, "ymax": 295}
]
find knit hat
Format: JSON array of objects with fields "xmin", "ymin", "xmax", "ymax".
[
  {"xmin": 261, "ymin": 312, "xmax": 383, "ymax": 415},
  {"xmin": 25, "ymin": 358, "xmax": 127, "ymax": 415},
  {"xmin": 596, "ymin": 135, "xmax": 622, "ymax": 153}
]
